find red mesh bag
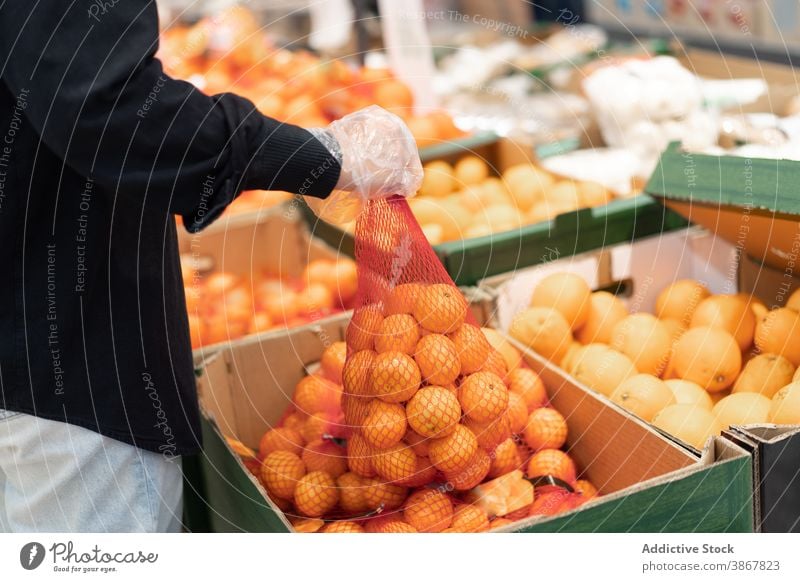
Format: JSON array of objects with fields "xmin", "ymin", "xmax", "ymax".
[{"xmin": 338, "ymin": 195, "xmax": 515, "ymax": 515}]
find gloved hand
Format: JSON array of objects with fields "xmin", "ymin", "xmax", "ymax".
[{"xmin": 310, "ymin": 105, "xmax": 423, "ymax": 201}]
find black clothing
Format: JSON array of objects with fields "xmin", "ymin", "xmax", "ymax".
[{"xmin": 0, "ymin": 2, "xmax": 339, "ymax": 455}]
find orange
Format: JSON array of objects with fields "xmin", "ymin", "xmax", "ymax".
[
  {"xmin": 610, "ymin": 374, "xmax": 676, "ymax": 422},
  {"xmin": 362, "ymin": 479, "xmax": 408, "ymax": 511},
  {"xmin": 404, "ymin": 428, "xmax": 432, "ymax": 457},
  {"xmin": 526, "ymin": 449, "xmax": 577, "ymax": 483},
  {"xmin": 652, "ymin": 404, "xmax": 720, "ymax": 449},
  {"xmin": 509, "ymin": 307, "xmax": 573, "ymax": 363},
  {"xmin": 346, "ymin": 433, "xmax": 376, "ymax": 478},
  {"xmin": 691, "ymin": 294, "xmax": 756, "ymax": 350},
  {"xmin": 374, "ymin": 314, "xmax": 420, "ymax": 355},
  {"xmin": 304, "ymin": 259, "xmax": 337, "ymax": 290},
  {"xmin": 384, "ymin": 283, "xmax": 422, "ymax": 316},
  {"xmin": 259, "ymin": 427, "xmax": 304, "ymax": 458},
  {"xmin": 370, "ymin": 351, "xmax": 421, "ymax": 403},
  {"xmin": 321, "ymin": 521, "xmax": 364, "ymax": 533},
  {"xmin": 733, "ymin": 353, "xmax": 795, "ymax": 398},
  {"xmin": 770, "ymin": 382, "xmax": 800, "ymax": 423},
  {"xmin": 454, "ymin": 156, "xmax": 489, "ymax": 186},
  {"xmin": 396, "ymin": 455, "xmax": 438, "ymax": 487},
  {"xmin": 506, "ymin": 392, "xmax": 529, "ymax": 434},
  {"xmin": 481, "ymin": 349, "xmax": 508, "ymax": 378},
  {"xmin": 428, "ymin": 424, "xmax": 479, "ymax": 474},
  {"xmin": 737, "ymin": 293, "xmax": 768, "ymax": 319},
  {"xmin": 754, "ymin": 308, "xmax": 800, "ymax": 366},
  {"xmin": 488, "ymin": 438, "xmax": 521, "ymax": 478},
  {"xmin": 296, "ymin": 283, "xmax": 334, "ymax": 315},
  {"xmin": 523, "ymin": 407, "xmax": 568, "ymax": 451},
  {"xmin": 346, "ymin": 305, "xmax": 384, "ymax": 352},
  {"xmin": 576, "ymin": 291, "xmax": 629, "ymax": 344},
  {"xmin": 294, "ymin": 471, "xmax": 339, "ymax": 517},
  {"xmin": 249, "ymin": 312, "xmax": 273, "ymax": 335},
  {"xmin": 371, "ymin": 443, "xmax": 418, "ymax": 483},
  {"xmin": 342, "ymin": 349, "xmax": 376, "ymax": 396},
  {"xmin": 665, "ymin": 379, "xmax": 713, "ymax": 411},
  {"xmin": 464, "ymin": 414, "xmax": 512, "ymax": 452},
  {"xmin": 574, "ymin": 479, "xmax": 598, "ymax": 499},
  {"xmin": 302, "ymin": 440, "xmax": 347, "ymax": 479},
  {"xmin": 342, "ymin": 394, "xmax": 372, "ymax": 428},
  {"xmin": 301, "ymin": 411, "xmax": 343, "ymax": 443},
  {"xmin": 482, "ymin": 328, "xmax": 523, "ymax": 372},
  {"xmin": 403, "ymin": 489, "xmax": 454, "ymax": 533},
  {"xmin": 610, "ymin": 314, "xmax": 672, "ymax": 376},
  {"xmin": 672, "ymin": 327, "xmax": 742, "ymax": 392},
  {"xmin": 320, "ymin": 341, "xmax": 347, "ymax": 384},
  {"xmin": 282, "ymin": 412, "xmax": 306, "ymax": 432},
  {"xmin": 507, "ymin": 368, "xmax": 548, "ymax": 411},
  {"xmin": 569, "ymin": 344, "xmax": 637, "ymax": 397},
  {"xmin": 449, "ymin": 324, "xmax": 491, "ymax": 374},
  {"xmin": 420, "ymin": 161, "xmax": 456, "ymax": 198},
  {"xmin": 261, "ymin": 288, "xmax": 299, "ymax": 322},
  {"xmin": 447, "ymin": 447, "xmax": 491, "ymax": 490},
  {"xmin": 459, "ymin": 371, "xmax": 509, "ymax": 423},
  {"xmin": 294, "ymin": 374, "xmax": 342, "ymax": 415},
  {"xmin": 414, "ymin": 334, "xmax": 461, "ymax": 386},
  {"xmin": 260, "ymin": 451, "xmax": 306, "ymax": 500},
  {"xmin": 361, "ymin": 400, "xmax": 407, "ymax": 450},
  {"xmin": 655, "ymin": 280, "xmax": 711, "ymax": 326},
  {"xmin": 450, "ymin": 505, "xmax": 490, "ymax": 532},
  {"xmin": 530, "ymin": 273, "xmax": 592, "ymax": 330},
  {"xmin": 406, "ymin": 386, "xmax": 461, "ymax": 438},
  {"xmin": 337, "ymin": 472, "xmax": 370, "ymax": 515},
  {"xmin": 374, "ymin": 78, "xmax": 413, "ymax": 113},
  {"xmin": 413, "ymin": 283, "xmax": 467, "ymax": 334},
  {"xmin": 713, "ymin": 393, "xmax": 771, "ymax": 428}
]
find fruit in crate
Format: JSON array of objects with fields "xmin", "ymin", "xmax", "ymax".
[
  {"xmin": 507, "ymin": 271, "xmax": 799, "ymax": 451},
  {"xmin": 158, "ymin": 8, "xmax": 463, "ymax": 143},
  {"xmin": 183, "ymin": 257, "xmax": 357, "ymax": 348}
]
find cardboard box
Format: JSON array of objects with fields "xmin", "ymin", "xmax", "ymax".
[
  {"xmin": 190, "ymin": 312, "xmax": 752, "ymax": 532},
  {"xmin": 179, "ymin": 208, "xmax": 352, "ymax": 361},
  {"xmin": 301, "ymin": 135, "xmax": 686, "ymax": 286}
]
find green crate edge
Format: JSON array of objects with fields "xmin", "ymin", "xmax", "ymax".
[
  {"xmin": 188, "ymin": 408, "xmax": 753, "ymax": 533},
  {"xmin": 300, "ymin": 194, "xmax": 688, "ymax": 286},
  {"xmin": 646, "ymin": 142, "xmax": 800, "ymax": 216}
]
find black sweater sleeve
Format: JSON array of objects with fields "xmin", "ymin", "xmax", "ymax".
[{"xmin": 0, "ymin": 1, "xmax": 339, "ymax": 232}]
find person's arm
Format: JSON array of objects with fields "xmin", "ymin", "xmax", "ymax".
[{"xmin": 0, "ymin": 1, "xmax": 338, "ymax": 231}]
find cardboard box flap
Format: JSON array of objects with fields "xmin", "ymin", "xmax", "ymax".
[{"xmin": 646, "ymin": 142, "xmax": 800, "ymax": 272}]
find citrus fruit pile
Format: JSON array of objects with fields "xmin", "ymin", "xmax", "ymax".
[
  {"xmin": 327, "ymin": 156, "xmax": 614, "ymax": 243},
  {"xmin": 158, "ymin": 6, "xmax": 463, "ymax": 144},
  {"xmin": 227, "ymin": 307, "xmax": 599, "ymax": 532},
  {"xmin": 184, "ymin": 257, "xmax": 357, "ymax": 349},
  {"xmin": 510, "ymin": 274, "xmax": 800, "ymax": 449}
]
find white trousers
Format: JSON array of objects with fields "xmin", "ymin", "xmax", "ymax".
[{"xmin": 0, "ymin": 409, "xmax": 182, "ymax": 532}]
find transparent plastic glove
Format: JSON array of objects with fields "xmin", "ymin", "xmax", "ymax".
[{"xmin": 305, "ymin": 105, "xmax": 423, "ymax": 224}]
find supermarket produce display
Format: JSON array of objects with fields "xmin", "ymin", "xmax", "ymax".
[{"xmin": 6, "ymin": 0, "xmax": 800, "ymax": 553}]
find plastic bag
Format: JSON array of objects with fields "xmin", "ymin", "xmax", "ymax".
[{"xmin": 303, "ymin": 105, "xmax": 423, "ymax": 224}]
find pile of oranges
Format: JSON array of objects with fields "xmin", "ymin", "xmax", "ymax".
[
  {"xmin": 227, "ymin": 287, "xmax": 599, "ymax": 532},
  {"xmin": 185, "ymin": 258, "xmax": 357, "ymax": 349},
  {"xmin": 158, "ymin": 6, "xmax": 464, "ymax": 144},
  {"xmin": 510, "ymin": 273, "xmax": 800, "ymax": 449},
  {"xmin": 328, "ymin": 156, "xmax": 614, "ymax": 243}
]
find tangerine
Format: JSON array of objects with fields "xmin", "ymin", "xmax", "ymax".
[
  {"xmin": 523, "ymin": 407, "xmax": 569, "ymax": 451},
  {"xmin": 413, "ymin": 284, "xmax": 467, "ymax": 334},
  {"xmin": 370, "ymin": 351, "xmax": 421, "ymax": 403},
  {"xmin": 403, "ymin": 489, "xmax": 453, "ymax": 533},
  {"xmin": 459, "ymin": 371, "xmax": 510, "ymax": 423},
  {"xmin": 406, "ymin": 386, "xmax": 461, "ymax": 438},
  {"xmin": 294, "ymin": 471, "xmax": 339, "ymax": 517},
  {"xmin": 428, "ymin": 424, "xmax": 479, "ymax": 474},
  {"xmin": 261, "ymin": 451, "xmax": 306, "ymax": 500},
  {"xmin": 414, "ymin": 334, "xmax": 461, "ymax": 386},
  {"xmin": 374, "ymin": 314, "xmax": 421, "ymax": 355},
  {"xmin": 361, "ymin": 400, "xmax": 407, "ymax": 449}
]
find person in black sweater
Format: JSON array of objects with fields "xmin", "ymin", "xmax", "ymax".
[{"xmin": 0, "ymin": 2, "xmax": 421, "ymax": 532}]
